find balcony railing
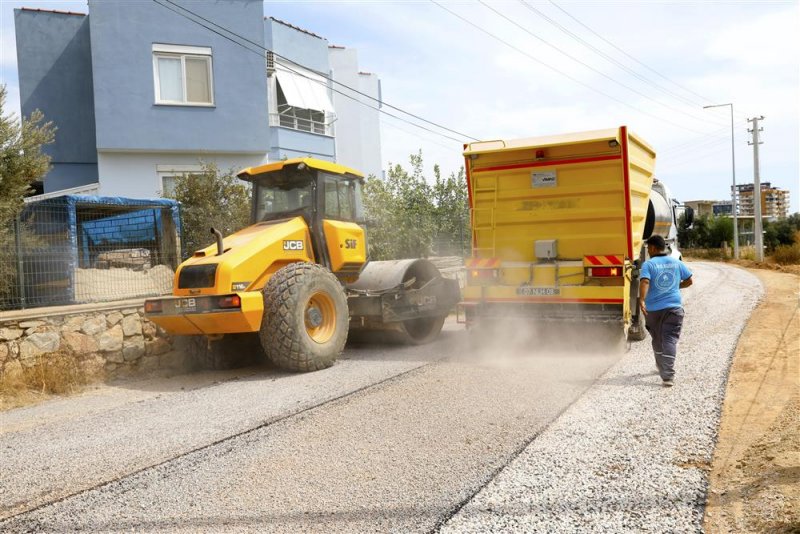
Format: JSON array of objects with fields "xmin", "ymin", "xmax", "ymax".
[{"xmin": 270, "ymin": 106, "xmax": 333, "ymax": 136}]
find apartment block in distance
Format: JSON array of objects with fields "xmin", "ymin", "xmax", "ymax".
[
  {"xmin": 15, "ymin": 0, "xmax": 382, "ymax": 198},
  {"xmin": 734, "ymin": 182, "xmax": 790, "ymax": 219}
]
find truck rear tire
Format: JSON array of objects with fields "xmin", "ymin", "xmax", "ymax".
[
  {"xmin": 260, "ymin": 262, "xmax": 349, "ymax": 372},
  {"xmin": 396, "ymin": 315, "xmax": 446, "ymax": 345},
  {"xmin": 627, "ymin": 310, "xmax": 647, "ymax": 341}
]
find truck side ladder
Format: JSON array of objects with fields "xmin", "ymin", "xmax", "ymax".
[{"xmin": 471, "ymin": 174, "xmax": 498, "ymax": 258}]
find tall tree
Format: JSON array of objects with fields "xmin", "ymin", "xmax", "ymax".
[
  {"xmin": 0, "ymin": 85, "xmax": 55, "ymax": 307},
  {"xmin": 362, "ymin": 151, "xmax": 469, "ymax": 260},
  {"xmin": 0, "ymin": 85, "xmax": 55, "ymax": 222},
  {"xmin": 166, "ymin": 162, "xmax": 251, "ymax": 258}
]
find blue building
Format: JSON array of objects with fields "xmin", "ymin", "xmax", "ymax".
[{"xmin": 15, "ymin": 1, "xmax": 382, "ymax": 198}]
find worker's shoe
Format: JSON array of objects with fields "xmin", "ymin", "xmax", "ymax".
[{"xmin": 662, "ymin": 379, "xmax": 674, "ymax": 387}]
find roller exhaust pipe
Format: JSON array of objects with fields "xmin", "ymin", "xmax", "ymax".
[{"xmin": 210, "ymin": 227, "xmax": 224, "ymax": 256}]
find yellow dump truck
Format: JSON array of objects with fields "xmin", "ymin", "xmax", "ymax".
[
  {"xmin": 145, "ymin": 158, "xmax": 460, "ymax": 371},
  {"xmin": 460, "ymin": 126, "xmax": 686, "ymax": 340}
]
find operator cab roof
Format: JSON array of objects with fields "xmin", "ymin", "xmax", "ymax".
[{"xmin": 237, "ymin": 158, "xmax": 364, "ymax": 181}]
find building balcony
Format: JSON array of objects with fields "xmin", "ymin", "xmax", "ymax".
[{"xmin": 269, "ymin": 106, "xmax": 333, "ymax": 137}]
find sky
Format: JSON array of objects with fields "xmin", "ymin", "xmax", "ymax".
[{"xmin": 1, "ymin": 0, "xmax": 798, "ymax": 212}]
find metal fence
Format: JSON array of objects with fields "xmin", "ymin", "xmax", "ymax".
[{"xmin": 1, "ymin": 196, "xmax": 181, "ymax": 311}]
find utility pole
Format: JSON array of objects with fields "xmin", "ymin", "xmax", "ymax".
[
  {"xmin": 703, "ymin": 103, "xmax": 738, "ymax": 258},
  {"xmin": 748, "ymin": 116, "xmax": 765, "ymax": 262}
]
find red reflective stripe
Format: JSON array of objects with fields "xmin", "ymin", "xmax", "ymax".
[
  {"xmin": 464, "ymin": 150, "xmax": 476, "ymax": 250},
  {"xmin": 621, "ymin": 126, "xmax": 634, "ymax": 260},
  {"xmin": 463, "ymin": 297, "xmax": 624, "ymax": 304},
  {"xmin": 472, "ymin": 154, "xmax": 621, "ymax": 174},
  {"xmin": 605, "ymin": 255, "xmax": 623, "ymax": 265},
  {"xmin": 467, "ymin": 258, "xmax": 501, "ymax": 268},
  {"xmin": 585, "ymin": 255, "xmax": 603, "ymax": 265}
]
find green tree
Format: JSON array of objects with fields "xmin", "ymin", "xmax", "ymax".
[
  {"xmin": 0, "ymin": 85, "xmax": 55, "ymax": 306},
  {"xmin": 763, "ymin": 213, "xmax": 800, "ymax": 251},
  {"xmin": 707, "ymin": 215, "xmax": 734, "ymax": 248},
  {"xmin": 167, "ymin": 162, "xmax": 251, "ymax": 258},
  {"xmin": 432, "ymin": 164, "xmax": 469, "ymax": 256},
  {"xmin": 0, "ymin": 85, "xmax": 55, "ymax": 222},
  {"xmin": 362, "ymin": 152, "xmax": 469, "ymax": 260},
  {"xmin": 363, "ymin": 152, "xmax": 436, "ymax": 259}
]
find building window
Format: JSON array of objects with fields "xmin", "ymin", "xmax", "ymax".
[
  {"xmin": 156, "ymin": 164, "xmax": 203, "ymax": 197},
  {"xmin": 268, "ymin": 57, "xmax": 334, "ymax": 136},
  {"xmin": 153, "ymin": 44, "xmax": 213, "ymax": 106}
]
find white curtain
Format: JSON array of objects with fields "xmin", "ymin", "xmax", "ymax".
[{"xmin": 158, "ymin": 57, "xmax": 183, "ymax": 102}]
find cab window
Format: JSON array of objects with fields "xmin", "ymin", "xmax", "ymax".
[
  {"xmin": 253, "ymin": 172, "xmax": 313, "ymax": 221},
  {"xmin": 322, "ymin": 173, "xmax": 362, "ymax": 221}
]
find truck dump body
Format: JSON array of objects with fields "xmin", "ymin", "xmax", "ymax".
[{"xmin": 462, "ymin": 126, "xmax": 656, "ymax": 327}]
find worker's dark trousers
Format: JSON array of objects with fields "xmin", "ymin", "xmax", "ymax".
[{"xmin": 644, "ymin": 307, "xmax": 685, "ymax": 381}]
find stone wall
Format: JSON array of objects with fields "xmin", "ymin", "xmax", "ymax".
[{"xmin": 0, "ymin": 303, "xmax": 186, "ymax": 383}]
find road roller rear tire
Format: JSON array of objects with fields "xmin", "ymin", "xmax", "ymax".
[{"xmin": 260, "ymin": 262, "xmax": 349, "ymax": 372}]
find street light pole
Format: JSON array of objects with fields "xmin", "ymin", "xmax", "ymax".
[{"xmin": 703, "ymin": 103, "xmax": 738, "ymax": 259}]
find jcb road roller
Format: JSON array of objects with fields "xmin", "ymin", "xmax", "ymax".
[{"xmin": 144, "ymin": 158, "xmax": 460, "ymax": 372}]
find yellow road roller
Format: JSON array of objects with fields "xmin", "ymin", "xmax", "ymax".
[{"xmin": 144, "ymin": 158, "xmax": 460, "ymax": 372}]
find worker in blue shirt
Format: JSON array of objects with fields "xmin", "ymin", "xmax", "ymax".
[{"xmin": 639, "ymin": 235, "xmax": 693, "ymax": 387}]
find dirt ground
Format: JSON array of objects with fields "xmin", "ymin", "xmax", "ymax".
[{"xmin": 704, "ymin": 268, "xmax": 800, "ymax": 533}]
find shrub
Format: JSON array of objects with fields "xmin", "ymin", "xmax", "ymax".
[
  {"xmin": 166, "ymin": 162, "xmax": 251, "ymax": 258},
  {"xmin": 772, "ymin": 244, "xmax": 800, "ymax": 265}
]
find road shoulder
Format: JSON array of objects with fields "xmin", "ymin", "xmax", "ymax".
[{"xmin": 704, "ymin": 268, "xmax": 799, "ymax": 533}]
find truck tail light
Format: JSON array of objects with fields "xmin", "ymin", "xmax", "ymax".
[
  {"xmin": 469, "ymin": 269, "xmax": 498, "ymax": 280},
  {"xmin": 217, "ymin": 295, "xmax": 242, "ymax": 309},
  {"xmin": 144, "ymin": 300, "xmax": 163, "ymax": 313},
  {"xmin": 588, "ymin": 266, "xmax": 622, "ymax": 277}
]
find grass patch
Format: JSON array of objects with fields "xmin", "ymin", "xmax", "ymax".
[
  {"xmin": 772, "ymin": 243, "xmax": 800, "ymax": 265},
  {"xmin": 0, "ymin": 351, "xmax": 94, "ymax": 410}
]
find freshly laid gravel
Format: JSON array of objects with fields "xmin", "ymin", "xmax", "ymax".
[
  {"xmin": 441, "ymin": 263, "xmax": 763, "ymax": 533},
  {"xmin": 1, "ymin": 263, "xmax": 762, "ymax": 533}
]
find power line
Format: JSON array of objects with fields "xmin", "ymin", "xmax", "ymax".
[
  {"xmin": 659, "ymin": 124, "xmax": 739, "ymax": 154},
  {"xmin": 517, "ymin": 0, "xmax": 727, "ymax": 123},
  {"xmin": 152, "ymin": 0, "xmax": 478, "ymax": 143},
  {"xmin": 547, "ymin": 0, "xmax": 748, "ymax": 120},
  {"xmin": 660, "ymin": 133, "xmax": 738, "ymax": 158},
  {"xmin": 659, "ymin": 138, "xmax": 732, "ymax": 171},
  {"xmin": 478, "ymin": 1, "xmax": 726, "ymax": 129},
  {"xmin": 381, "ymin": 115, "xmax": 463, "ymax": 154},
  {"xmin": 429, "ymin": 0, "xmax": 712, "ymax": 135}
]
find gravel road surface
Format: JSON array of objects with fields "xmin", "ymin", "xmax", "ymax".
[
  {"xmin": 442, "ymin": 263, "xmax": 762, "ymax": 533},
  {"xmin": 0, "ymin": 334, "xmax": 453, "ymax": 519},
  {"xmin": 1, "ymin": 263, "xmax": 761, "ymax": 533}
]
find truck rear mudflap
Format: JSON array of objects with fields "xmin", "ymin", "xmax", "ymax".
[
  {"xmin": 458, "ymin": 300, "xmax": 624, "ymax": 325},
  {"xmin": 144, "ymin": 292, "xmax": 263, "ymax": 335}
]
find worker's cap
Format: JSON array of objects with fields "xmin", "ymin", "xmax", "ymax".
[{"xmin": 646, "ymin": 235, "xmax": 667, "ymax": 250}]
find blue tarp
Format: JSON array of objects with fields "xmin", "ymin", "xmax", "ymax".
[{"xmin": 18, "ymin": 195, "xmax": 181, "ymax": 307}]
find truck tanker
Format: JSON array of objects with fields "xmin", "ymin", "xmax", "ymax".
[{"xmin": 459, "ymin": 126, "xmax": 692, "ymax": 341}]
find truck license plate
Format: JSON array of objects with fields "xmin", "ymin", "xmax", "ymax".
[
  {"xmin": 175, "ymin": 298, "xmax": 197, "ymax": 312},
  {"xmin": 516, "ymin": 287, "xmax": 560, "ymax": 296}
]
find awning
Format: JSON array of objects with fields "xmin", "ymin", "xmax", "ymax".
[{"xmin": 275, "ymin": 61, "xmax": 335, "ymax": 113}]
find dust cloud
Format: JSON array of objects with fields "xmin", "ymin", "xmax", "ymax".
[{"xmin": 451, "ymin": 318, "xmax": 626, "ymax": 386}]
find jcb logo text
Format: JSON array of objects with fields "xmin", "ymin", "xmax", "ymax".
[{"xmin": 283, "ymin": 240, "xmax": 304, "ymax": 251}]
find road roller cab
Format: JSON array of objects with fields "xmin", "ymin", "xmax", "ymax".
[{"xmin": 145, "ymin": 158, "xmax": 460, "ymax": 372}]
